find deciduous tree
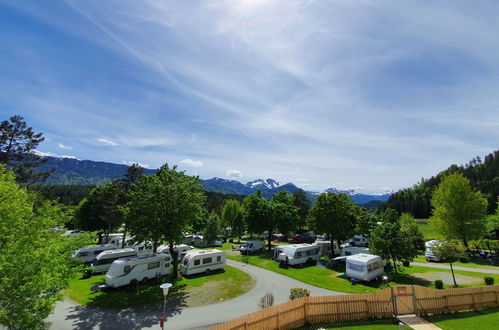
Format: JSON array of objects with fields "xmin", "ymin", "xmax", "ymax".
[
  {"xmin": 430, "ymin": 173, "xmax": 488, "ymax": 247},
  {"xmin": 292, "ymin": 189, "xmax": 310, "ymax": 230},
  {"xmin": 432, "ymin": 241, "xmax": 466, "ymax": 286},
  {"xmin": 221, "ymin": 199, "xmax": 245, "ymax": 239}
]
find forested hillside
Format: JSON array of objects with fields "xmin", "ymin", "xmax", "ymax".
[{"xmin": 384, "ymin": 149, "xmax": 499, "ymax": 218}]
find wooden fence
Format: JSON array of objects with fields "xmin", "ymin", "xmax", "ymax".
[{"xmin": 211, "ymin": 285, "xmax": 499, "ymax": 330}]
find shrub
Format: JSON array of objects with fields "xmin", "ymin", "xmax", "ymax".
[
  {"xmin": 82, "ymin": 267, "xmax": 93, "ymax": 279},
  {"xmin": 484, "ymin": 277, "xmax": 494, "ymax": 285},
  {"xmin": 435, "ymin": 280, "xmax": 444, "ymax": 289},
  {"xmin": 289, "ymin": 288, "xmax": 311, "ymax": 300},
  {"xmin": 257, "ymin": 293, "xmax": 275, "ymax": 309}
]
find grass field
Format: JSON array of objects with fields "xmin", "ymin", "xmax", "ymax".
[
  {"xmin": 417, "ymin": 222, "xmax": 441, "ymax": 241},
  {"xmin": 296, "ymin": 318, "xmax": 411, "ymax": 329},
  {"xmin": 413, "ymin": 254, "xmax": 499, "ymax": 270},
  {"xmin": 426, "ymin": 307, "xmax": 499, "ymax": 330},
  {"xmin": 66, "ymin": 265, "xmax": 254, "ymax": 308}
]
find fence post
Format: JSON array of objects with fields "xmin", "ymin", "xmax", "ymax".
[
  {"xmin": 244, "ymin": 321, "xmax": 247, "ymax": 330},
  {"xmin": 276, "ymin": 310, "xmax": 280, "ymax": 330},
  {"xmin": 303, "ymin": 296, "xmax": 308, "ymax": 324},
  {"xmin": 471, "ymin": 293, "xmax": 477, "ymax": 310}
]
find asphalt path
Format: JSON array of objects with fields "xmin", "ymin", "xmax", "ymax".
[
  {"xmin": 47, "ymin": 260, "xmax": 344, "ymax": 330},
  {"xmin": 411, "ymin": 262, "xmax": 499, "ymax": 274}
]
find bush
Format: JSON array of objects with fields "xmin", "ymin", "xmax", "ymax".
[
  {"xmin": 435, "ymin": 280, "xmax": 444, "ymax": 289},
  {"xmin": 82, "ymin": 267, "xmax": 93, "ymax": 279},
  {"xmin": 484, "ymin": 277, "xmax": 494, "ymax": 285},
  {"xmin": 257, "ymin": 293, "xmax": 275, "ymax": 309},
  {"xmin": 289, "ymin": 288, "xmax": 311, "ymax": 300}
]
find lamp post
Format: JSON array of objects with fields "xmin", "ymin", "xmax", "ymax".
[
  {"xmin": 160, "ymin": 283, "xmax": 172, "ymax": 330},
  {"xmin": 382, "ymin": 275, "xmax": 389, "ymax": 288}
]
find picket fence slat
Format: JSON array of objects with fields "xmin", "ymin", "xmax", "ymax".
[{"xmin": 211, "ymin": 285, "xmax": 499, "ymax": 330}]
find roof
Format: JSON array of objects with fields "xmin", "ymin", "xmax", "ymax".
[
  {"xmin": 346, "ymin": 253, "xmax": 381, "ymax": 263},
  {"xmin": 185, "ymin": 249, "xmax": 223, "ymax": 257}
]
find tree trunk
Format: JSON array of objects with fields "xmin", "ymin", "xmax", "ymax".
[
  {"xmin": 393, "ymin": 259, "xmax": 398, "ymax": 273},
  {"xmin": 169, "ymin": 242, "xmax": 179, "ymax": 281},
  {"xmin": 268, "ymin": 232, "xmax": 273, "ymax": 251},
  {"xmin": 121, "ymin": 225, "xmax": 127, "ymax": 248},
  {"xmin": 450, "ymin": 262, "xmax": 457, "ymax": 286},
  {"xmin": 330, "ymin": 234, "xmax": 335, "ymax": 257}
]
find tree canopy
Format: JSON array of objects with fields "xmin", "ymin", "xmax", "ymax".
[
  {"xmin": 221, "ymin": 199, "xmax": 245, "ymax": 238},
  {"xmin": 292, "ymin": 189, "xmax": 311, "ymax": 230},
  {"xmin": 124, "ymin": 163, "xmax": 206, "ymax": 280},
  {"xmin": 430, "ymin": 173, "xmax": 488, "ymax": 247},
  {"xmin": 0, "ymin": 115, "xmax": 53, "ymax": 184}
]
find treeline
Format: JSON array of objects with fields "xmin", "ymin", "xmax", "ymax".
[{"xmin": 384, "ymin": 149, "xmax": 499, "ymax": 218}]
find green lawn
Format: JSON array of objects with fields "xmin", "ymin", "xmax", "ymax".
[
  {"xmin": 426, "ymin": 308, "xmax": 499, "ymax": 330},
  {"xmin": 417, "ymin": 222, "xmax": 441, "ymax": 241},
  {"xmin": 296, "ymin": 318, "xmax": 411, "ymax": 329},
  {"xmin": 66, "ymin": 265, "xmax": 254, "ymax": 308},
  {"xmin": 413, "ymin": 254, "xmax": 499, "ymax": 270},
  {"xmin": 227, "ymin": 252, "xmax": 498, "ymax": 293}
]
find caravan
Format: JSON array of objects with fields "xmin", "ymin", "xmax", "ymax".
[
  {"xmin": 346, "ymin": 254, "xmax": 384, "ymax": 281},
  {"xmin": 105, "ymin": 254, "xmax": 171, "ymax": 288},
  {"xmin": 180, "ymin": 249, "xmax": 226, "ymax": 276},
  {"xmin": 193, "ymin": 235, "xmax": 222, "ymax": 248},
  {"xmin": 156, "ymin": 244, "xmax": 193, "ymax": 261},
  {"xmin": 313, "ymin": 241, "xmax": 340, "ymax": 256},
  {"xmin": 91, "ymin": 248, "xmax": 137, "ymax": 274},
  {"xmin": 273, "ymin": 243, "xmax": 320, "ymax": 266},
  {"xmin": 73, "ymin": 244, "xmax": 118, "ymax": 264},
  {"xmin": 100, "ymin": 233, "xmax": 124, "ymax": 245},
  {"xmin": 341, "ymin": 246, "xmax": 371, "ymax": 257},
  {"xmin": 425, "ymin": 240, "xmax": 444, "ymax": 262},
  {"xmin": 132, "ymin": 242, "xmax": 154, "ymax": 256},
  {"xmin": 240, "ymin": 240, "xmax": 265, "ymax": 255}
]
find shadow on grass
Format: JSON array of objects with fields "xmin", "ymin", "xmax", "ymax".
[
  {"xmin": 65, "ymin": 276, "xmax": 187, "ymax": 330},
  {"xmin": 181, "ymin": 268, "xmax": 226, "ymax": 279},
  {"xmin": 295, "ymin": 317, "xmax": 403, "ymax": 329}
]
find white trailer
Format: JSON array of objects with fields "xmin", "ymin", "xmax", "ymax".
[
  {"xmin": 341, "ymin": 246, "xmax": 371, "ymax": 257},
  {"xmin": 240, "ymin": 240, "xmax": 265, "ymax": 254},
  {"xmin": 73, "ymin": 244, "xmax": 118, "ymax": 264},
  {"xmin": 425, "ymin": 240, "xmax": 443, "ymax": 261},
  {"xmin": 156, "ymin": 244, "xmax": 193, "ymax": 260},
  {"xmin": 193, "ymin": 235, "xmax": 222, "ymax": 248},
  {"xmin": 346, "ymin": 254, "xmax": 384, "ymax": 281},
  {"xmin": 132, "ymin": 242, "xmax": 154, "ymax": 256},
  {"xmin": 273, "ymin": 243, "xmax": 320, "ymax": 266},
  {"xmin": 91, "ymin": 248, "xmax": 137, "ymax": 274},
  {"xmin": 180, "ymin": 249, "xmax": 226, "ymax": 276},
  {"xmin": 100, "ymin": 233, "xmax": 124, "ymax": 245},
  {"xmin": 105, "ymin": 254, "xmax": 171, "ymax": 288},
  {"xmin": 313, "ymin": 241, "xmax": 340, "ymax": 256}
]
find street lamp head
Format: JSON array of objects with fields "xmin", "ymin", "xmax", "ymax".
[
  {"xmin": 160, "ymin": 283, "xmax": 172, "ymax": 296},
  {"xmin": 382, "ymin": 276, "xmax": 389, "ymax": 282}
]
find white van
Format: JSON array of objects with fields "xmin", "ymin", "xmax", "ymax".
[
  {"xmin": 157, "ymin": 244, "xmax": 193, "ymax": 261},
  {"xmin": 273, "ymin": 244, "xmax": 320, "ymax": 266},
  {"xmin": 105, "ymin": 254, "xmax": 171, "ymax": 288},
  {"xmin": 346, "ymin": 254, "xmax": 384, "ymax": 281},
  {"xmin": 240, "ymin": 240, "xmax": 265, "ymax": 254},
  {"xmin": 91, "ymin": 248, "xmax": 137, "ymax": 274},
  {"xmin": 73, "ymin": 244, "xmax": 118, "ymax": 264},
  {"xmin": 180, "ymin": 249, "xmax": 226, "ymax": 276},
  {"xmin": 313, "ymin": 241, "xmax": 340, "ymax": 256},
  {"xmin": 425, "ymin": 240, "xmax": 443, "ymax": 262}
]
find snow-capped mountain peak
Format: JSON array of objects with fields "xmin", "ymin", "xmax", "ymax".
[{"xmin": 247, "ymin": 178, "xmax": 280, "ymax": 190}]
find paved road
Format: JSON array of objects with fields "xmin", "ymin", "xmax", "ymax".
[
  {"xmin": 411, "ymin": 262, "xmax": 499, "ymax": 274},
  {"xmin": 47, "ymin": 260, "xmax": 344, "ymax": 330}
]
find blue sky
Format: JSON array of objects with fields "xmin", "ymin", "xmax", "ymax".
[{"xmin": 1, "ymin": 0, "xmax": 498, "ymax": 193}]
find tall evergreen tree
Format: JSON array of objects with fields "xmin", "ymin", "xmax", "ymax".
[
  {"xmin": 0, "ymin": 115, "xmax": 53, "ymax": 184},
  {"xmin": 292, "ymin": 189, "xmax": 311, "ymax": 230}
]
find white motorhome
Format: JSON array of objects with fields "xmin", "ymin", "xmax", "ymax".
[
  {"xmin": 105, "ymin": 254, "xmax": 171, "ymax": 288},
  {"xmin": 240, "ymin": 240, "xmax": 265, "ymax": 254},
  {"xmin": 101, "ymin": 233, "xmax": 124, "ymax": 245},
  {"xmin": 91, "ymin": 248, "xmax": 137, "ymax": 274},
  {"xmin": 313, "ymin": 241, "xmax": 340, "ymax": 256},
  {"xmin": 346, "ymin": 254, "xmax": 384, "ymax": 281},
  {"xmin": 273, "ymin": 243, "xmax": 320, "ymax": 266},
  {"xmin": 341, "ymin": 246, "xmax": 371, "ymax": 257},
  {"xmin": 156, "ymin": 244, "xmax": 193, "ymax": 261},
  {"xmin": 180, "ymin": 249, "xmax": 226, "ymax": 276},
  {"xmin": 425, "ymin": 240, "xmax": 444, "ymax": 262},
  {"xmin": 132, "ymin": 242, "xmax": 154, "ymax": 256},
  {"xmin": 193, "ymin": 235, "xmax": 222, "ymax": 248},
  {"xmin": 73, "ymin": 244, "xmax": 118, "ymax": 264}
]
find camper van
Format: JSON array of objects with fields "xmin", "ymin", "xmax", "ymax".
[
  {"xmin": 73, "ymin": 244, "xmax": 118, "ymax": 264},
  {"xmin": 273, "ymin": 243, "xmax": 320, "ymax": 266},
  {"xmin": 100, "ymin": 233, "xmax": 124, "ymax": 245},
  {"xmin": 91, "ymin": 248, "xmax": 137, "ymax": 274},
  {"xmin": 156, "ymin": 244, "xmax": 193, "ymax": 260},
  {"xmin": 180, "ymin": 249, "xmax": 226, "ymax": 276},
  {"xmin": 340, "ymin": 246, "xmax": 371, "ymax": 257},
  {"xmin": 313, "ymin": 241, "xmax": 340, "ymax": 256},
  {"xmin": 193, "ymin": 235, "xmax": 222, "ymax": 248},
  {"xmin": 240, "ymin": 240, "xmax": 265, "ymax": 254},
  {"xmin": 346, "ymin": 254, "xmax": 384, "ymax": 281},
  {"xmin": 132, "ymin": 242, "xmax": 154, "ymax": 256},
  {"xmin": 425, "ymin": 240, "xmax": 443, "ymax": 262},
  {"xmin": 105, "ymin": 254, "xmax": 171, "ymax": 288}
]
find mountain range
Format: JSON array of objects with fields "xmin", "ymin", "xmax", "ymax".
[{"xmin": 35, "ymin": 155, "xmax": 390, "ymax": 205}]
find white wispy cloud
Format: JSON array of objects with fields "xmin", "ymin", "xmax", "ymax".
[
  {"xmin": 96, "ymin": 138, "xmax": 118, "ymax": 146},
  {"xmin": 58, "ymin": 143, "xmax": 72, "ymax": 150},
  {"xmin": 32, "ymin": 150, "xmax": 78, "ymax": 160},
  {"xmin": 181, "ymin": 159, "xmax": 203, "ymax": 168},
  {"xmin": 226, "ymin": 170, "xmax": 242, "ymax": 178}
]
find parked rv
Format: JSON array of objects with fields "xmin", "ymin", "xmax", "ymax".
[
  {"xmin": 91, "ymin": 248, "xmax": 137, "ymax": 274},
  {"xmin": 346, "ymin": 254, "xmax": 384, "ymax": 281},
  {"xmin": 100, "ymin": 233, "xmax": 124, "ymax": 245},
  {"xmin": 291, "ymin": 231, "xmax": 317, "ymax": 244},
  {"xmin": 193, "ymin": 235, "xmax": 222, "ymax": 248},
  {"xmin": 180, "ymin": 249, "xmax": 226, "ymax": 276},
  {"xmin": 105, "ymin": 254, "xmax": 171, "ymax": 288},
  {"xmin": 425, "ymin": 240, "xmax": 444, "ymax": 262},
  {"xmin": 132, "ymin": 242, "xmax": 154, "ymax": 256},
  {"xmin": 340, "ymin": 246, "xmax": 371, "ymax": 257},
  {"xmin": 273, "ymin": 243, "xmax": 320, "ymax": 266},
  {"xmin": 313, "ymin": 241, "xmax": 340, "ymax": 256},
  {"xmin": 156, "ymin": 244, "xmax": 193, "ymax": 260},
  {"xmin": 240, "ymin": 240, "xmax": 265, "ymax": 254},
  {"xmin": 73, "ymin": 244, "xmax": 118, "ymax": 264}
]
